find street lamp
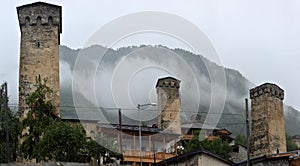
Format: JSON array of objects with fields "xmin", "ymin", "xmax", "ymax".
[{"xmin": 137, "ymin": 103, "xmax": 156, "ymax": 166}]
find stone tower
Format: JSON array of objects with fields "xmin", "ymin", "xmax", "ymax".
[
  {"xmin": 250, "ymin": 83, "xmax": 286, "ymax": 157},
  {"xmin": 156, "ymin": 77, "xmax": 181, "ymax": 135},
  {"xmin": 17, "ymin": 2, "xmax": 62, "ymax": 119}
]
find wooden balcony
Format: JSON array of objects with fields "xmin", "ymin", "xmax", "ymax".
[
  {"xmin": 207, "ymin": 136, "xmax": 218, "ymax": 141},
  {"xmin": 123, "ymin": 150, "xmax": 176, "ymax": 163},
  {"xmin": 182, "ymin": 134, "xmax": 194, "ymax": 141}
]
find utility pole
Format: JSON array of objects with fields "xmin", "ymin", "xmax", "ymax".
[
  {"xmin": 152, "ymin": 140, "xmax": 156, "ymax": 165},
  {"xmin": 0, "ymin": 88, "xmax": 2, "ymax": 131},
  {"xmin": 1, "ymin": 83, "xmax": 10, "ymax": 162},
  {"xmin": 138, "ymin": 104, "xmax": 142, "ymax": 166},
  {"xmin": 137, "ymin": 103, "xmax": 156, "ymax": 166},
  {"xmin": 245, "ymin": 98, "xmax": 250, "ymax": 166},
  {"xmin": 118, "ymin": 108, "xmax": 123, "ymax": 165}
]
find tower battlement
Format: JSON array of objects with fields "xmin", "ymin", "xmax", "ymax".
[
  {"xmin": 17, "ymin": 2, "xmax": 62, "ymax": 33},
  {"xmin": 156, "ymin": 77, "xmax": 180, "ymax": 89},
  {"xmin": 250, "ymin": 83, "xmax": 284, "ymax": 100}
]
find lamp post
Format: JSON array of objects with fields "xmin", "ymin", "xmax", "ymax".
[
  {"xmin": 137, "ymin": 103, "xmax": 156, "ymax": 166},
  {"xmin": 118, "ymin": 108, "xmax": 123, "ymax": 165}
]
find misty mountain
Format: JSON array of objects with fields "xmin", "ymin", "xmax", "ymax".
[
  {"xmin": 284, "ymin": 106, "xmax": 300, "ymax": 135},
  {"xmin": 59, "ymin": 45, "xmax": 300, "ymax": 136}
]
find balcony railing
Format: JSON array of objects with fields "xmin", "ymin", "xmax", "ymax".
[
  {"xmin": 123, "ymin": 150, "xmax": 176, "ymax": 163},
  {"xmin": 182, "ymin": 134, "xmax": 194, "ymax": 140}
]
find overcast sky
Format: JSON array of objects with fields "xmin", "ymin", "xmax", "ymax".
[{"xmin": 1, "ymin": 0, "xmax": 300, "ymax": 110}]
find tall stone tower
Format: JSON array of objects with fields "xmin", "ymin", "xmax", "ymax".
[
  {"xmin": 156, "ymin": 77, "xmax": 181, "ymax": 135},
  {"xmin": 250, "ymin": 83, "xmax": 286, "ymax": 157},
  {"xmin": 17, "ymin": 2, "xmax": 62, "ymax": 119}
]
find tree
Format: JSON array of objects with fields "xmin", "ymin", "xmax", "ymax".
[
  {"xmin": 84, "ymin": 139, "xmax": 106, "ymax": 159},
  {"xmin": 186, "ymin": 131, "xmax": 232, "ymax": 160},
  {"xmin": 37, "ymin": 122, "xmax": 119, "ymax": 163},
  {"xmin": 93, "ymin": 133, "xmax": 121, "ymax": 161},
  {"xmin": 21, "ymin": 76, "xmax": 56, "ymax": 160},
  {"xmin": 37, "ymin": 121, "xmax": 87, "ymax": 162},
  {"xmin": 0, "ymin": 108, "xmax": 20, "ymax": 163},
  {"xmin": 286, "ymin": 134, "xmax": 298, "ymax": 151},
  {"xmin": 20, "ymin": 76, "xmax": 115, "ymax": 162},
  {"xmin": 235, "ymin": 134, "xmax": 247, "ymax": 147},
  {"xmin": 0, "ymin": 84, "xmax": 20, "ymax": 163}
]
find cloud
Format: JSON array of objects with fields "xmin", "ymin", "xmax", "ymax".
[{"xmin": 62, "ymin": 45, "xmax": 245, "ymax": 123}]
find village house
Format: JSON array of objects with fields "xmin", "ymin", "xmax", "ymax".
[
  {"xmin": 235, "ymin": 151, "xmax": 300, "ymax": 166},
  {"xmin": 155, "ymin": 150, "xmax": 233, "ymax": 166}
]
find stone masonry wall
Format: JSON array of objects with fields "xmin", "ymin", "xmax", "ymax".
[
  {"xmin": 252, "ymin": 159, "xmax": 289, "ymax": 166},
  {"xmin": 156, "ymin": 77, "xmax": 182, "ymax": 135},
  {"xmin": 250, "ymin": 83, "xmax": 286, "ymax": 157},
  {"xmin": 17, "ymin": 2, "xmax": 62, "ymax": 120}
]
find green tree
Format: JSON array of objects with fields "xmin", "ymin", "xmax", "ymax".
[
  {"xmin": 0, "ymin": 108, "xmax": 20, "ymax": 163},
  {"xmin": 20, "ymin": 76, "xmax": 116, "ymax": 162},
  {"xmin": 186, "ymin": 132, "xmax": 232, "ymax": 160},
  {"xmin": 93, "ymin": 134, "xmax": 121, "ymax": 159},
  {"xmin": 37, "ymin": 121, "xmax": 87, "ymax": 162},
  {"xmin": 0, "ymin": 85, "xmax": 20, "ymax": 163},
  {"xmin": 37, "ymin": 122, "xmax": 119, "ymax": 162},
  {"xmin": 286, "ymin": 133, "xmax": 298, "ymax": 151},
  {"xmin": 84, "ymin": 139, "xmax": 105, "ymax": 159},
  {"xmin": 235, "ymin": 134, "xmax": 247, "ymax": 146},
  {"xmin": 21, "ymin": 76, "xmax": 56, "ymax": 160}
]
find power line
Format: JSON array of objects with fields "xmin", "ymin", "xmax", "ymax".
[{"xmin": 8, "ymin": 104, "xmax": 245, "ymax": 116}]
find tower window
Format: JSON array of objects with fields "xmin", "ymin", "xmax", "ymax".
[
  {"xmin": 37, "ymin": 16, "xmax": 41, "ymax": 25},
  {"xmin": 25, "ymin": 16, "xmax": 30, "ymax": 26},
  {"xmin": 37, "ymin": 42, "xmax": 40, "ymax": 48},
  {"xmin": 48, "ymin": 16, "xmax": 53, "ymax": 25}
]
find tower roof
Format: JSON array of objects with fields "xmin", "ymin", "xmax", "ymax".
[
  {"xmin": 17, "ymin": 1, "xmax": 61, "ymax": 9},
  {"xmin": 155, "ymin": 76, "xmax": 181, "ymax": 88}
]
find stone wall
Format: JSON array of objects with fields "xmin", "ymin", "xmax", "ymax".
[
  {"xmin": 3, "ymin": 162, "xmax": 90, "ymax": 166},
  {"xmin": 230, "ymin": 145, "xmax": 247, "ymax": 163},
  {"xmin": 156, "ymin": 77, "xmax": 181, "ymax": 135},
  {"xmin": 17, "ymin": 2, "xmax": 62, "ymax": 120},
  {"xmin": 156, "ymin": 152, "xmax": 231, "ymax": 166},
  {"xmin": 250, "ymin": 83, "xmax": 286, "ymax": 157},
  {"xmin": 251, "ymin": 159, "xmax": 289, "ymax": 166},
  {"xmin": 292, "ymin": 135, "xmax": 300, "ymax": 148}
]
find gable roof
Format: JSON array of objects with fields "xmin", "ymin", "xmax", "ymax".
[
  {"xmin": 155, "ymin": 149, "xmax": 233, "ymax": 165},
  {"xmin": 235, "ymin": 152, "xmax": 298, "ymax": 166}
]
